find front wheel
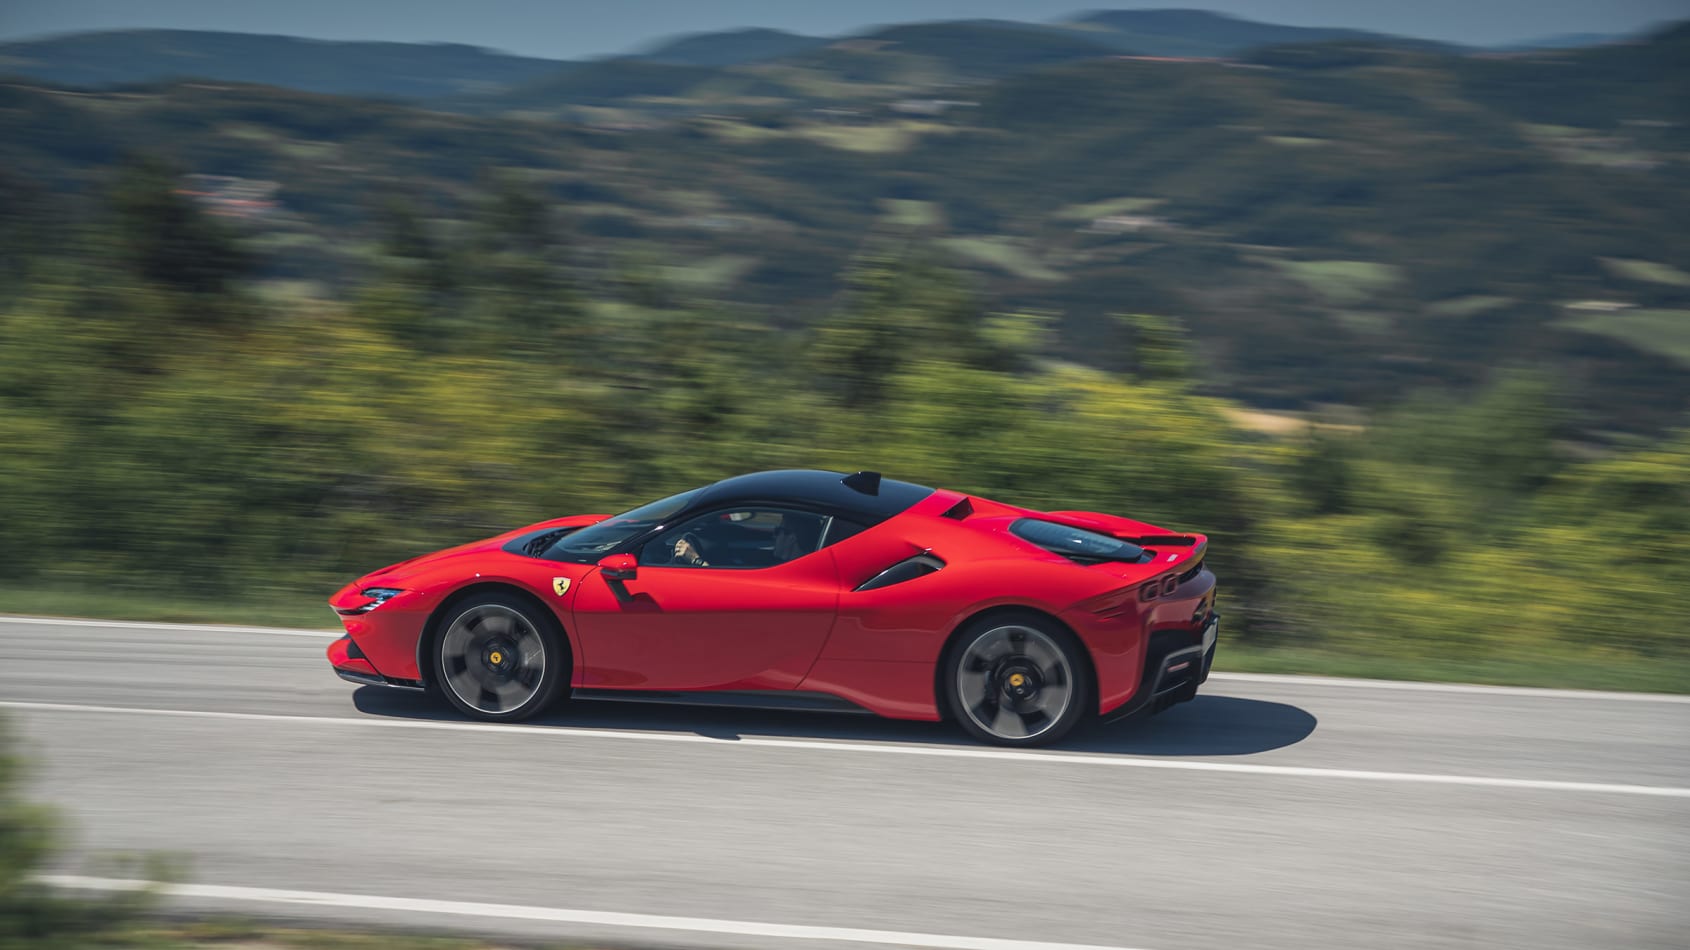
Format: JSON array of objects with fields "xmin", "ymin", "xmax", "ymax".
[
  {"xmin": 431, "ymin": 593, "xmax": 567, "ymax": 722},
  {"xmin": 943, "ymin": 614, "xmax": 1090, "ymax": 747}
]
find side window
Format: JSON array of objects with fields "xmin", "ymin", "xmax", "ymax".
[
  {"xmin": 639, "ymin": 508, "xmax": 829, "ymax": 569},
  {"xmin": 821, "ymin": 517, "xmax": 868, "ymax": 547}
]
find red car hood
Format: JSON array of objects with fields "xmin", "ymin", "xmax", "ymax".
[{"xmin": 353, "ymin": 513, "xmax": 609, "ymax": 587}]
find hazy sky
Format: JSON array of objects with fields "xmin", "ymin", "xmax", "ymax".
[{"xmin": 1, "ymin": 0, "xmax": 1685, "ymax": 56}]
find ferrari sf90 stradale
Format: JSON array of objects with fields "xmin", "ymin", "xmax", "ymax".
[{"xmin": 328, "ymin": 470, "xmax": 1217, "ymax": 746}]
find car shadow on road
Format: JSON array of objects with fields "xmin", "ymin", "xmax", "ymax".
[{"xmin": 351, "ymin": 687, "xmax": 1316, "ymax": 756}]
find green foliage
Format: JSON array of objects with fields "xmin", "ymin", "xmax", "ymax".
[
  {"xmin": 1289, "ymin": 430, "xmax": 1356, "ymax": 515},
  {"xmin": 0, "ymin": 173, "xmax": 1685, "ymax": 686},
  {"xmin": 1366, "ymin": 370, "xmax": 1564, "ymax": 516},
  {"xmin": 1557, "ymin": 309, "xmax": 1690, "ymax": 370},
  {"xmin": 0, "ymin": 721, "xmax": 56, "ymax": 928},
  {"xmin": 1115, "ymin": 313, "xmax": 1192, "ymax": 381},
  {"xmin": 1269, "ymin": 260, "xmax": 1401, "ymax": 307},
  {"xmin": 808, "ymin": 249, "xmax": 1004, "ymax": 408},
  {"xmin": 1601, "ymin": 258, "xmax": 1690, "ymax": 288},
  {"xmin": 0, "ymin": 715, "xmax": 160, "ymax": 947},
  {"xmin": 104, "ymin": 158, "xmax": 251, "ymax": 301}
]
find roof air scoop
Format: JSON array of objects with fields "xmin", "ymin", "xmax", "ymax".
[
  {"xmin": 842, "ymin": 470, "xmax": 882, "ymax": 495},
  {"xmin": 942, "ymin": 497, "xmax": 973, "ymax": 520}
]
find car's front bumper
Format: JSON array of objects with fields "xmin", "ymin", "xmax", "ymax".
[{"xmin": 326, "ymin": 633, "xmax": 423, "ymax": 690}]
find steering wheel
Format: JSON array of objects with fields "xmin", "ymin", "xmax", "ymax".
[{"xmin": 674, "ymin": 531, "xmax": 708, "ymax": 566}]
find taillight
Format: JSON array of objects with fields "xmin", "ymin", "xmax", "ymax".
[{"xmin": 1142, "ymin": 574, "xmax": 1181, "ymax": 600}]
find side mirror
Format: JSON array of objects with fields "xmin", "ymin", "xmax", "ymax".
[{"xmin": 597, "ymin": 553, "xmax": 637, "ymax": 582}]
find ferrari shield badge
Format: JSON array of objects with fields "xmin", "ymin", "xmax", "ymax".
[{"xmin": 552, "ymin": 577, "xmax": 571, "ymax": 597}]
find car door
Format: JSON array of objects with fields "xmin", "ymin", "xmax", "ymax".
[{"xmin": 569, "ymin": 507, "xmax": 842, "ymax": 691}]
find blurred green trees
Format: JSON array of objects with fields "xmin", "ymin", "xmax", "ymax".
[
  {"xmin": 0, "ymin": 162, "xmax": 1685, "ymax": 684},
  {"xmin": 105, "ymin": 158, "xmax": 251, "ymax": 302},
  {"xmin": 0, "ymin": 715, "xmax": 159, "ymax": 947}
]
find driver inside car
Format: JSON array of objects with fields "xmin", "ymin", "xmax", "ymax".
[
  {"xmin": 672, "ymin": 533, "xmax": 709, "ymax": 567},
  {"xmin": 668, "ymin": 511, "xmax": 754, "ymax": 567}
]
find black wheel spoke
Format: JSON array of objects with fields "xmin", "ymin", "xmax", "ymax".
[{"xmin": 990, "ymin": 702, "xmax": 1030, "ymax": 739}]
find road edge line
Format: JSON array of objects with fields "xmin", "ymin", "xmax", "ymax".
[{"xmin": 36, "ymin": 874, "xmax": 1149, "ymax": 950}]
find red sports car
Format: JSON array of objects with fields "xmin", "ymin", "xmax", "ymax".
[{"xmin": 327, "ymin": 469, "xmax": 1218, "ymax": 746}]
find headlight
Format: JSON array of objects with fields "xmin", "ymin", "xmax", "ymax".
[{"xmin": 341, "ymin": 587, "xmax": 404, "ymax": 614}]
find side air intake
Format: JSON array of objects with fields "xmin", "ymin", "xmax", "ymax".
[{"xmin": 855, "ymin": 554, "xmax": 945, "ymax": 591}]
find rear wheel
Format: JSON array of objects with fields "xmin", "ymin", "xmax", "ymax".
[
  {"xmin": 431, "ymin": 593, "xmax": 567, "ymax": 722},
  {"xmin": 944, "ymin": 613, "xmax": 1090, "ymax": 747}
]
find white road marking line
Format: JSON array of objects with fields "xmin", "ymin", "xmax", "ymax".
[
  {"xmin": 0, "ymin": 615, "xmax": 339, "ymax": 637},
  {"xmin": 37, "ymin": 874, "xmax": 1146, "ymax": 950},
  {"xmin": 5, "ymin": 699, "xmax": 1686, "ymax": 799},
  {"xmin": 1207, "ymin": 672, "xmax": 1690, "ymax": 704},
  {"xmin": 8, "ymin": 614, "xmax": 1686, "ymax": 704}
]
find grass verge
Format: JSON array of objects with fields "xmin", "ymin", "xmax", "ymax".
[
  {"xmin": 1217, "ymin": 643, "xmax": 1690, "ymax": 694},
  {"xmin": 0, "ymin": 585, "xmax": 336, "ymax": 630}
]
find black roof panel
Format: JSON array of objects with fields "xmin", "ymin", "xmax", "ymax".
[{"xmin": 693, "ymin": 469, "xmax": 934, "ymax": 523}]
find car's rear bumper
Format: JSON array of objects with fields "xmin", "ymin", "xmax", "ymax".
[{"xmin": 1102, "ymin": 612, "xmax": 1218, "ymax": 724}]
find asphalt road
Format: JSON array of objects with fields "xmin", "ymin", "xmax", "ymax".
[{"xmin": 2, "ymin": 615, "xmax": 1687, "ymax": 950}]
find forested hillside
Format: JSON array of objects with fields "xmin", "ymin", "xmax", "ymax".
[
  {"xmin": 3, "ymin": 22, "xmax": 1687, "ymax": 424},
  {"xmin": 1, "ymin": 159, "xmax": 1686, "ymax": 688}
]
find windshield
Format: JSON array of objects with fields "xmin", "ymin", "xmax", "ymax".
[{"xmin": 543, "ymin": 489, "xmax": 701, "ymax": 562}]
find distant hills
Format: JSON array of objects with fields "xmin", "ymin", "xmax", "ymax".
[
  {"xmin": 1062, "ymin": 8, "xmax": 1450, "ymax": 56},
  {"xmin": 0, "ymin": 8, "xmax": 1628, "ymax": 106},
  {"xmin": 841, "ymin": 20, "xmax": 1125, "ymax": 75},
  {"xmin": 634, "ymin": 28, "xmax": 829, "ymax": 67},
  {"xmin": 3, "ymin": 18, "xmax": 1686, "ymax": 422},
  {"xmin": 1496, "ymin": 31, "xmax": 1628, "ymax": 51},
  {"xmin": 2, "ymin": 13, "xmax": 1685, "ymax": 424},
  {"xmin": 0, "ymin": 29, "xmax": 561, "ymax": 98}
]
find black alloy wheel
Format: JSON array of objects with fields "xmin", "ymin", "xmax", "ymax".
[
  {"xmin": 432, "ymin": 593, "xmax": 567, "ymax": 722},
  {"xmin": 944, "ymin": 613, "xmax": 1090, "ymax": 747}
]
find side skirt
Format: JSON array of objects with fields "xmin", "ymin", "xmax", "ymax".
[
  {"xmin": 570, "ymin": 688, "xmax": 876, "ymax": 716},
  {"xmin": 335, "ymin": 669, "xmax": 426, "ymax": 691}
]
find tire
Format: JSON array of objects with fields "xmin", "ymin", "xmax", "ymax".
[
  {"xmin": 431, "ymin": 592, "xmax": 568, "ymax": 722},
  {"xmin": 943, "ymin": 612, "xmax": 1091, "ymax": 747}
]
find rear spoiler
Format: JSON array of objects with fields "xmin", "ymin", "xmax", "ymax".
[
  {"xmin": 1128, "ymin": 534, "xmax": 1199, "ymax": 547},
  {"xmin": 1042, "ymin": 511, "xmax": 1195, "ymax": 544}
]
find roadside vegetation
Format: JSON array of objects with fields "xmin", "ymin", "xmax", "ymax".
[
  {"xmin": 0, "ymin": 715, "xmax": 154, "ymax": 948},
  {"xmin": 2, "ymin": 711, "xmax": 578, "ymax": 947},
  {"xmin": 1, "ymin": 164, "xmax": 1686, "ymax": 691}
]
